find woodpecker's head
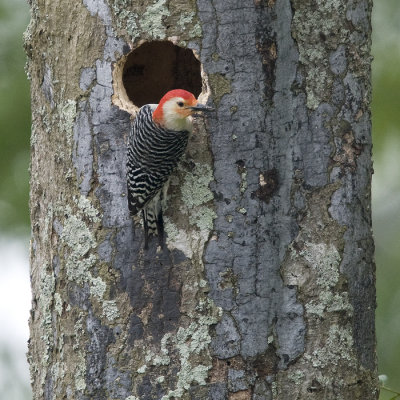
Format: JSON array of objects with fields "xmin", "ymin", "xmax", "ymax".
[{"xmin": 153, "ymin": 89, "xmax": 212, "ymax": 132}]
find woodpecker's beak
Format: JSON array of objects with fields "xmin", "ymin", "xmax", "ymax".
[{"xmin": 188, "ymin": 104, "xmax": 214, "ymax": 112}]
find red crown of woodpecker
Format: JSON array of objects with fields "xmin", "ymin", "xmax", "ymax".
[{"xmin": 153, "ymin": 89, "xmax": 197, "ymax": 123}]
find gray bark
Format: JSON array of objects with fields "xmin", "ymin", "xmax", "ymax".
[{"xmin": 26, "ymin": 0, "xmax": 377, "ymax": 399}]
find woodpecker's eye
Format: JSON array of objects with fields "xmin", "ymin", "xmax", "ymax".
[{"xmin": 177, "ymin": 101, "xmax": 184, "ymax": 107}]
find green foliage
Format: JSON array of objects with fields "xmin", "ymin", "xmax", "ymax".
[{"xmin": 0, "ymin": 0, "xmax": 30, "ymax": 234}]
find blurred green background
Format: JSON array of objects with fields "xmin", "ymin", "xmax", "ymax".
[
  {"xmin": 0, "ymin": 0, "xmax": 30, "ymax": 234},
  {"xmin": 0, "ymin": 0, "xmax": 398, "ymax": 399},
  {"xmin": 372, "ymin": 1, "xmax": 400, "ymax": 398}
]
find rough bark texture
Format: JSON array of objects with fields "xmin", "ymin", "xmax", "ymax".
[{"xmin": 26, "ymin": 0, "xmax": 377, "ymax": 399}]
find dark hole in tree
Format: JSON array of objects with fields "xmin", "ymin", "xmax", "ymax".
[{"xmin": 123, "ymin": 41, "xmax": 202, "ymax": 108}]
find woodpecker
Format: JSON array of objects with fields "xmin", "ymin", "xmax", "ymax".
[{"xmin": 127, "ymin": 89, "xmax": 212, "ymax": 249}]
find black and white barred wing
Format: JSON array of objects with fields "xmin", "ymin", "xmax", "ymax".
[{"xmin": 126, "ymin": 104, "xmax": 189, "ymax": 216}]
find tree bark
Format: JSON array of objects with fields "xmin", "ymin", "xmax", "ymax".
[{"xmin": 26, "ymin": 0, "xmax": 377, "ymax": 399}]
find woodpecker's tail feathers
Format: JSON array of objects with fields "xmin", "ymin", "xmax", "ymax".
[
  {"xmin": 141, "ymin": 204, "xmax": 164, "ymax": 249},
  {"xmin": 137, "ymin": 192, "xmax": 165, "ymax": 249}
]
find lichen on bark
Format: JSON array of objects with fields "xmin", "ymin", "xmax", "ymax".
[{"xmin": 26, "ymin": 0, "xmax": 376, "ymax": 398}]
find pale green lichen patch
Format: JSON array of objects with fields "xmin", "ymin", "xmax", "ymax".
[
  {"xmin": 140, "ymin": 0, "xmax": 170, "ymax": 39},
  {"xmin": 189, "ymin": 207, "xmax": 215, "ymax": 232},
  {"xmin": 240, "ymin": 171, "xmax": 248, "ymax": 194},
  {"xmin": 50, "ymin": 359, "xmax": 66, "ymax": 387},
  {"xmin": 163, "ymin": 152, "xmax": 217, "ymax": 391},
  {"xmin": 110, "ymin": 0, "xmax": 201, "ymax": 42},
  {"xmin": 73, "ymin": 315, "xmax": 85, "ymax": 350},
  {"xmin": 102, "ymin": 300, "xmax": 119, "ymax": 321},
  {"xmin": 177, "ymin": 11, "xmax": 201, "ymax": 37},
  {"xmin": 59, "ymin": 100, "xmax": 77, "ymax": 144},
  {"xmin": 121, "ymin": 10, "xmax": 139, "ymax": 38},
  {"xmin": 36, "ymin": 265, "xmax": 56, "ymax": 391},
  {"xmin": 69, "ymin": 312, "xmax": 88, "ymax": 393},
  {"xmin": 306, "ymin": 291, "xmax": 353, "ymax": 318},
  {"xmin": 199, "ymin": 279, "xmax": 207, "ymax": 288},
  {"xmin": 286, "ymin": 241, "xmax": 350, "ymax": 317},
  {"xmin": 90, "ymin": 276, "xmax": 107, "ymax": 299},
  {"xmin": 178, "ymin": 12, "xmax": 194, "ymax": 29},
  {"xmin": 181, "ymin": 163, "xmax": 214, "ymax": 208},
  {"xmin": 58, "ymin": 195, "xmax": 120, "ymax": 323},
  {"xmin": 38, "ymin": 269, "xmax": 55, "ymax": 331},
  {"xmin": 304, "ymin": 324, "xmax": 355, "ymax": 368},
  {"xmin": 163, "ymin": 216, "xmax": 195, "ymax": 258},
  {"xmin": 139, "ymin": 300, "xmax": 221, "ymax": 399},
  {"xmin": 137, "ymin": 365, "xmax": 147, "ymax": 374},
  {"xmin": 54, "ymin": 292, "xmax": 63, "ymax": 316},
  {"xmin": 159, "ymin": 299, "xmax": 222, "ymax": 400},
  {"xmin": 110, "ymin": 1, "xmax": 139, "ymax": 40},
  {"xmin": 165, "ymin": 162, "xmax": 216, "ymax": 254},
  {"xmin": 74, "ymin": 352, "xmax": 87, "ymax": 391},
  {"xmin": 180, "ymin": 162, "xmax": 216, "ymax": 233},
  {"xmin": 288, "ymin": 369, "xmax": 305, "ymax": 385},
  {"xmin": 38, "ymin": 100, "xmax": 77, "ymax": 150},
  {"xmin": 271, "ymin": 381, "xmax": 278, "ymax": 398},
  {"xmin": 279, "ymin": 182, "xmax": 362, "ymax": 395},
  {"xmin": 299, "ymin": 242, "xmax": 340, "ymax": 288},
  {"xmin": 163, "ymin": 215, "xmax": 180, "ymax": 242},
  {"xmin": 61, "ymin": 208, "xmax": 97, "ymax": 285},
  {"xmin": 145, "ymin": 333, "xmax": 172, "ymax": 367},
  {"xmin": 75, "ymin": 194, "xmax": 100, "ymax": 222},
  {"xmin": 291, "ymin": 0, "xmax": 349, "ymax": 109}
]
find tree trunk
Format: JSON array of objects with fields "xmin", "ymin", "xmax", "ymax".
[{"xmin": 26, "ymin": 0, "xmax": 377, "ymax": 399}]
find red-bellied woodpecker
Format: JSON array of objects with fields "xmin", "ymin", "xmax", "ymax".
[{"xmin": 127, "ymin": 89, "xmax": 212, "ymax": 249}]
